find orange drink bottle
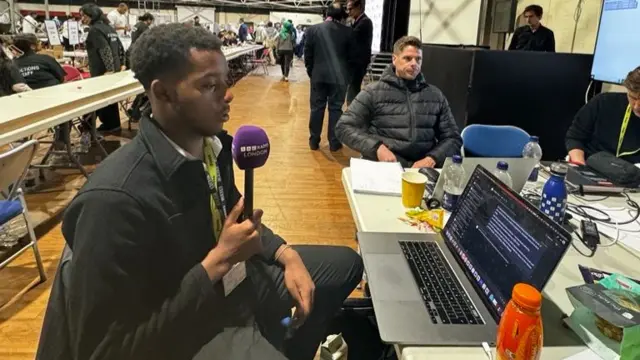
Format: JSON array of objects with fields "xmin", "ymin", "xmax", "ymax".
[{"xmin": 496, "ymin": 283, "xmax": 543, "ymax": 360}]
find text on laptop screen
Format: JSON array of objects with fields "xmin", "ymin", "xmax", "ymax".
[{"xmin": 443, "ymin": 166, "xmax": 569, "ymax": 320}]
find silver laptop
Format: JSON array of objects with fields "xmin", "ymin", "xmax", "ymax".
[
  {"xmin": 430, "ymin": 157, "xmax": 537, "ymax": 201},
  {"xmin": 358, "ymin": 165, "xmax": 571, "ymax": 346}
]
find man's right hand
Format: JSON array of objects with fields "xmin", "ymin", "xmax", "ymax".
[
  {"xmin": 377, "ymin": 144, "xmax": 397, "ymax": 162},
  {"xmin": 568, "ymin": 149, "xmax": 586, "ymax": 165},
  {"xmin": 201, "ymin": 198, "xmax": 263, "ymax": 281}
]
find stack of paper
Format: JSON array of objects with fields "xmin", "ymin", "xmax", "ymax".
[{"xmin": 350, "ymin": 158, "xmax": 403, "ymax": 196}]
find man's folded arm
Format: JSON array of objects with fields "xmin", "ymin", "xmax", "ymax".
[
  {"xmin": 566, "ymin": 95, "xmax": 601, "ymax": 153},
  {"xmin": 426, "ymin": 97, "xmax": 463, "ymax": 165},
  {"xmin": 336, "ymin": 89, "xmax": 381, "ymax": 159},
  {"xmin": 65, "ymin": 190, "xmax": 225, "ymax": 360}
]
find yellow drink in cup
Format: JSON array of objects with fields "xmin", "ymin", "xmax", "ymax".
[{"xmin": 402, "ymin": 172, "xmax": 428, "ymax": 208}]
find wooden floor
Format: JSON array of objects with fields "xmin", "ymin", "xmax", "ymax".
[{"xmin": 0, "ymin": 61, "xmax": 361, "ymax": 358}]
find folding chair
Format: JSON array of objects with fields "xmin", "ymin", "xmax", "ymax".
[
  {"xmin": 0, "ymin": 140, "xmax": 47, "ymax": 283},
  {"xmin": 248, "ymin": 48, "xmax": 270, "ymax": 75}
]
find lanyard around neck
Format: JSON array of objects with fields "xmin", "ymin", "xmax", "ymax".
[
  {"xmin": 203, "ymin": 138, "xmax": 226, "ymax": 240},
  {"xmin": 616, "ymin": 105, "xmax": 638, "ymax": 158}
]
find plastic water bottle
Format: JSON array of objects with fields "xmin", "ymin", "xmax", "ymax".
[
  {"xmin": 442, "ymin": 155, "xmax": 466, "ymax": 211},
  {"xmin": 522, "ymin": 136, "xmax": 543, "ymax": 183},
  {"xmin": 79, "ymin": 132, "xmax": 91, "ymax": 153},
  {"xmin": 493, "ymin": 161, "xmax": 513, "ymax": 189},
  {"xmin": 540, "ymin": 162, "xmax": 568, "ymax": 223}
]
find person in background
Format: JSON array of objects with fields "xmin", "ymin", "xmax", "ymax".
[
  {"xmin": 304, "ymin": 5, "xmax": 354, "ymax": 151},
  {"xmin": 22, "ymin": 12, "xmax": 38, "ymax": 34},
  {"xmin": 0, "ymin": 47, "xmax": 30, "ymax": 97},
  {"xmin": 193, "ymin": 16, "xmax": 201, "ymax": 27},
  {"xmin": 53, "ymin": 16, "xmax": 61, "ymax": 28},
  {"xmin": 508, "ymin": 5, "xmax": 555, "ymax": 52},
  {"xmin": 294, "ymin": 25, "xmax": 304, "ymax": 59},
  {"xmin": 81, "ymin": 3, "xmax": 125, "ymax": 132},
  {"xmin": 264, "ymin": 21, "xmax": 278, "ymax": 65},
  {"xmin": 131, "ymin": 12, "xmax": 154, "ymax": 44},
  {"xmin": 254, "ymin": 21, "xmax": 267, "ymax": 46},
  {"xmin": 336, "ymin": 36, "xmax": 462, "ymax": 168},
  {"xmin": 107, "ymin": 3, "xmax": 129, "ymax": 37},
  {"xmin": 127, "ymin": 12, "xmax": 155, "ymax": 122},
  {"xmin": 13, "ymin": 33, "xmax": 65, "ymax": 90},
  {"xmin": 276, "ymin": 21, "xmax": 295, "ymax": 82},
  {"xmin": 566, "ymin": 66, "xmax": 640, "ymax": 165},
  {"xmin": 238, "ymin": 18, "xmax": 248, "ymax": 42},
  {"xmin": 36, "ymin": 23, "xmax": 362, "ymax": 360},
  {"xmin": 346, "ymin": 0, "xmax": 373, "ymax": 106}
]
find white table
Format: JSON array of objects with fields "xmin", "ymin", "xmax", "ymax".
[
  {"xmin": 341, "ymin": 167, "xmax": 640, "ymax": 359},
  {"xmin": 0, "ymin": 45, "xmax": 264, "ymax": 147}
]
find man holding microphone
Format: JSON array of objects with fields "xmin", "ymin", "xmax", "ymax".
[{"xmin": 37, "ymin": 24, "xmax": 363, "ymax": 360}]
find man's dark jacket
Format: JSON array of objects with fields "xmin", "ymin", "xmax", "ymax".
[
  {"xmin": 351, "ymin": 13, "xmax": 373, "ymax": 68},
  {"xmin": 35, "ymin": 116, "xmax": 286, "ymax": 360},
  {"xmin": 336, "ymin": 65, "xmax": 462, "ymax": 167},
  {"xmin": 304, "ymin": 20, "xmax": 355, "ymax": 85}
]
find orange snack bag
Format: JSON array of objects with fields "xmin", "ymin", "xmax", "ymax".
[{"xmin": 496, "ymin": 283, "xmax": 543, "ymax": 360}]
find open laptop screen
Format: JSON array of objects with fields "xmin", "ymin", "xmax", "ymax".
[{"xmin": 442, "ymin": 165, "xmax": 570, "ymax": 321}]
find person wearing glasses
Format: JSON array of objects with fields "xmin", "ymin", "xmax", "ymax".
[{"xmin": 566, "ymin": 66, "xmax": 640, "ymax": 165}]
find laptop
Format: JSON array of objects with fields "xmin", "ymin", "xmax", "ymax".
[
  {"xmin": 358, "ymin": 165, "xmax": 571, "ymax": 345},
  {"xmin": 429, "ymin": 157, "xmax": 537, "ymax": 200}
]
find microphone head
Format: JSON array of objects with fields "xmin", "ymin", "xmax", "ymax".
[{"xmin": 231, "ymin": 125, "xmax": 270, "ymax": 170}]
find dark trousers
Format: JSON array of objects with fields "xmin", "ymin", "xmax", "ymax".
[
  {"xmin": 96, "ymin": 103, "xmax": 121, "ymax": 130},
  {"xmin": 346, "ymin": 67, "xmax": 368, "ymax": 106},
  {"xmin": 279, "ymin": 50, "xmax": 294, "ymax": 77},
  {"xmin": 194, "ymin": 245, "xmax": 363, "ymax": 360},
  {"xmin": 309, "ymin": 81, "xmax": 347, "ymax": 147}
]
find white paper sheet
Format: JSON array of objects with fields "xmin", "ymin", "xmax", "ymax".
[{"xmin": 350, "ymin": 158, "xmax": 404, "ymax": 196}]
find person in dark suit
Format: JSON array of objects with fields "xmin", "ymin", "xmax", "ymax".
[
  {"xmin": 346, "ymin": 0, "xmax": 373, "ymax": 105},
  {"xmin": 304, "ymin": 5, "xmax": 355, "ymax": 151},
  {"xmin": 508, "ymin": 5, "xmax": 555, "ymax": 52}
]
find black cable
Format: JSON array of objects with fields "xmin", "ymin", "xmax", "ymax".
[{"xmin": 571, "ymin": 231, "xmax": 596, "ymax": 258}]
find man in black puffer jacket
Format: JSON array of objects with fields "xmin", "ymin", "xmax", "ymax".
[{"xmin": 336, "ymin": 36, "xmax": 462, "ymax": 168}]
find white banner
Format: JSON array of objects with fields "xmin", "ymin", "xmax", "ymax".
[
  {"xmin": 67, "ymin": 20, "xmax": 79, "ymax": 45},
  {"xmin": 44, "ymin": 20, "xmax": 61, "ymax": 46}
]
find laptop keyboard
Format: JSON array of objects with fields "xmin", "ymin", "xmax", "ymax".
[{"xmin": 399, "ymin": 241, "xmax": 485, "ymax": 325}]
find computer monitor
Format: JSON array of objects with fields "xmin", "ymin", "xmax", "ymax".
[
  {"xmin": 442, "ymin": 165, "xmax": 571, "ymax": 321},
  {"xmin": 591, "ymin": 0, "xmax": 640, "ymax": 84}
]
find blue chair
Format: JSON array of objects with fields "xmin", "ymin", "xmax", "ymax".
[
  {"xmin": 461, "ymin": 124, "xmax": 531, "ymax": 158},
  {"xmin": 0, "ymin": 140, "xmax": 46, "ymax": 283}
]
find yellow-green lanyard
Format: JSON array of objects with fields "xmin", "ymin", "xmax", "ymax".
[
  {"xmin": 203, "ymin": 138, "xmax": 225, "ymax": 240},
  {"xmin": 616, "ymin": 105, "xmax": 639, "ymax": 158}
]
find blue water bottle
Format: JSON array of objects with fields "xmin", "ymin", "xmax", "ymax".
[{"xmin": 539, "ymin": 163, "xmax": 568, "ymax": 223}]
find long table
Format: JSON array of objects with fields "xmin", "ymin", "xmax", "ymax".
[
  {"xmin": 341, "ymin": 167, "xmax": 640, "ymax": 359},
  {"xmin": 0, "ymin": 44, "xmax": 264, "ymax": 147}
]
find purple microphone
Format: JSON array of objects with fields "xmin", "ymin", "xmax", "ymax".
[{"xmin": 232, "ymin": 126, "xmax": 270, "ymax": 219}]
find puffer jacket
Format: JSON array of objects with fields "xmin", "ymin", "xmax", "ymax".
[{"xmin": 336, "ymin": 65, "xmax": 462, "ymax": 167}]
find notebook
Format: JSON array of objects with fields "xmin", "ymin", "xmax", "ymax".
[{"xmin": 350, "ymin": 158, "xmax": 404, "ymax": 196}]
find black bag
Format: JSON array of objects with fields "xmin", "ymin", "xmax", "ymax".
[
  {"xmin": 325, "ymin": 297, "xmax": 397, "ymax": 360},
  {"xmin": 586, "ymin": 151, "xmax": 640, "ymax": 187}
]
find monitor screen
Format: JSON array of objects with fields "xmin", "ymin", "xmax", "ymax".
[
  {"xmin": 591, "ymin": 0, "xmax": 640, "ymax": 83},
  {"xmin": 443, "ymin": 166, "xmax": 570, "ymax": 321}
]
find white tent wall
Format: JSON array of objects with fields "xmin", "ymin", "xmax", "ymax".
[
  {"xmin": 269, "ymin": 11, "xmax": 322, "ymax": 26},
  {"xmin": 217, "ymin": 12, "xmax": 269, "ymax": 26},
  {"xmin": 13, "ymin": 3, "xmax": 175, "ymax": 19},
  {"xmin": 408, "ymin": 0, "xmax": 483, "ymax": 45},
  {"xmin": 176, "ymin": 5, "xmax": 215, "ymax": 24}
]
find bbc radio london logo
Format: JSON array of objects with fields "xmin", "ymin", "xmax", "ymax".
[{"xmin": 240, "ymin": 143, "xmax": 268, "ymax": 157}]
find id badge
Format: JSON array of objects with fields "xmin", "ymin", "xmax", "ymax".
[{"xmin": 223, "ymin": 261, "xmax": 247, "ymax": 296}]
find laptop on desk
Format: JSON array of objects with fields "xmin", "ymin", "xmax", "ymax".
[
  {"xmin": 358, "ymin": 165, "xmax": 571, "ymax": 346},
  {"xmin": 428, "ymin": 157, "xmax": 536, "ymax": 200}
]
